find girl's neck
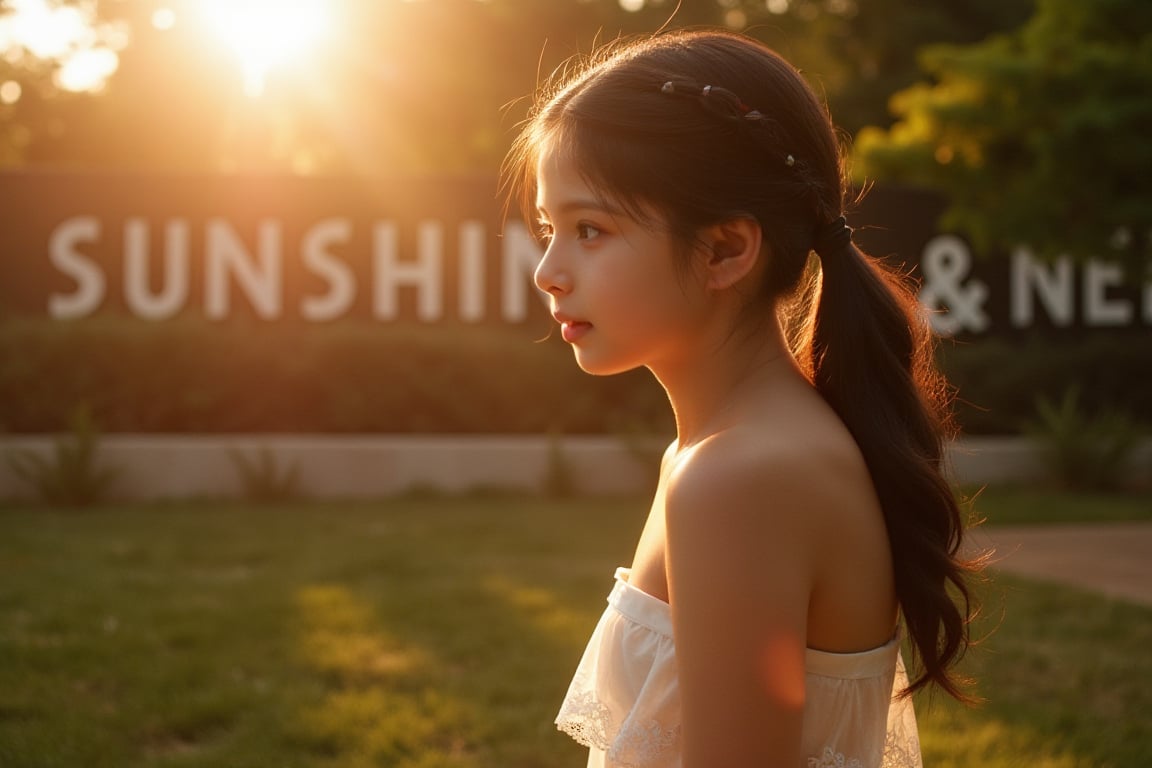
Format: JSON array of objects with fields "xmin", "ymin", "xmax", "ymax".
[{"xmin": 652, "ymin": 316, "xmax": 803, "ymax": 450}]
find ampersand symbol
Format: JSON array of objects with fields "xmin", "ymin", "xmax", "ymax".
[{"xmin": 918, "ymin": 235, "xmax": 990, "ymax": 336}]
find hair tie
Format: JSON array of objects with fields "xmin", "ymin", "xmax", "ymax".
[{"xmin": 813, "ymin": 216, "xmax": 853, "ymax": 258}]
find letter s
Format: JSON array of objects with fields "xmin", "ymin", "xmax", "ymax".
[{"xmin": 48, "ymin": 216, "xmax": 105, "ymax": 319}]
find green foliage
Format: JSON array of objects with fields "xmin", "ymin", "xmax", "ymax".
[
  {"xmin": 938, "ymin": 334, "xmax": 1152, "ymax": 435},
  {"xmin": 2, "ymin": 0, "xmax": 1034, "ymax": 174},
  {"xmin": 855, "ymin": 0, "xmax": 1152, "ymax": 266},
  {"xmin": 0, "ymin": 316, "xmax": 669, "ymax": 435},
  {"xmin": 5, "ymin": 404, "xmax": 119, "ymax": 506},
  {"xmin": 1026, "ymin": 386, "xmax": 1143, "ymax": 491},
  {"xmin": 5, "ymin": 317, "xmax": 1151, "ymax": 439},
  {"xmin": 229, "ymin": 446, "xmax": 304, "ymax": 504},
  {"xmin": 742, "ymin": 0, "xmax": 1034, "ymax": 134}
]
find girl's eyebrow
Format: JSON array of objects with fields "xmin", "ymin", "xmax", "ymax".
[{"xmin": 536, "ymin": 199, "xmax": 625, "ymax": 218}]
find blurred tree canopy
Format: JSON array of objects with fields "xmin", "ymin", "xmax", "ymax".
[
  {"xmin": 0, "ymin": 0, "xmax": 1033, "ymax": 176},
  {"xmin": 855, "ymin": 0, "xmax": 1152, "ymax": 267},
  {"xmin": 730, "ymin": 0, "xmax": 1035, "ymax": 134}
]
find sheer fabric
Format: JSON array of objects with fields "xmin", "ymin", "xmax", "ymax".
[{"xmin": 556, "ymin": 568, "xmax": 922, "ymax": 768}]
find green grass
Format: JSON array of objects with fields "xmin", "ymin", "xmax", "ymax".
[
  {"xmin": 919, "ymin": 574, "xmax": 1152, "ymax": 767},
  {"xmin": 964, "ymin": 486, "xmax": 1152, "ymax": 525},
  {"xmin": 0, "ymin": 492, "xmax": 1149, "ymax": 767}
]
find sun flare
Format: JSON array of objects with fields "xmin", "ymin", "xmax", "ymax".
[
  {"xmin": 0, "ymin": 0, "xmax": 127, "ymax": 93},
  {"xmin": 198, "ymin": 0, "xmax": 331, "ymax": 97}
]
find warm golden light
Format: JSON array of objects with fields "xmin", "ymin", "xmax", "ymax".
[
  {"xmin": 0, "ymin": 80, "xmax": 21, "ymax": 104},
  {"xmin": 0, "ymin": 0, "xmax": 88, "ymax": 60},
  {"xmin": 0, "ymin": 0, "xmax": 126, "ymax": 92},
  {"xmin": 199, "ymin": 0, "xmax": 331, "ymax": 98},
  {"xmin": 151, "ymin": 7, "xmax": 177, "ymax": 32},
  {"xmin": 55, "ymin": 46, "xmax": 119, "ymax": 93}
]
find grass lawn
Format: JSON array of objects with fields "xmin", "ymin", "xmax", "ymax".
[
  {"xmin": 961, "ymin": 486, "xmax": 1152, "ymax": 525},
  {"xmin": 0, "ymin": 487, "xmax": 1149, "ymax": 767}
]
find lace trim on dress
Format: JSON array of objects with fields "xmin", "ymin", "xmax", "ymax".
[
  {"xmin": 556, "ymin": 689, "xmax": 681, "ymax": 768},
  {"xmin": 807, "ymin": 730, "xmax": 922, "ymax": 768},
  {"xmin": 881, "ymin": 718, "xmax": 922, "ymax": 768},
  {"xmin": 808, "ymin": 746, "xmax": 865, "ymax": 768},
  {"xmin": 560, "ymin": 690, "xmax": 918, "ymax": 768}
]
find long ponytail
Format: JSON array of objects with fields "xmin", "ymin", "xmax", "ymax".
[{"xmin": 809, "ymin": 228, "xmax": 979, "ymax": 700}]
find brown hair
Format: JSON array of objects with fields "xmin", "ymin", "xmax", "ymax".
[{"xmin": 504, "ymin": 29, "xmax": 980, "ymax": 700}]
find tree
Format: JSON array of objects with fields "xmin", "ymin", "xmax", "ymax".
[
  {"xmin": 0, "ymin": 0, "xmax": 129, "ymax": 166},
  {"xmin": 1, "ymin": 0, "xmax": 1039, "ymax": 176},
  {"xmin": 727, "ymin": 0, "xmax": 1034, "ymax": 135},
  {"xmin": 1, "ymin": 0, "xmax": 633, "ymax": 174},
  {"xmin": 855, "ymin": 0, "xmax": 1152, "ymax": 268}
]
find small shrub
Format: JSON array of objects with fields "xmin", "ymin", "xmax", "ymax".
[
  {"xmin": 229, "ymin": 446, "xmax": 304, "ymax": 503},
  {"xmin": 5, "ymin": 404, "xmax": 119, "ymax": 506},
  {"xmin": 1026, "ymin": 386, "xmax": 1143, "ymax": 491}
]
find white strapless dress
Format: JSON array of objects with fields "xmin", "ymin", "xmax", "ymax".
[{"xmin": 556, "ymin": 568, "xmax": 923, "ymax": 768}]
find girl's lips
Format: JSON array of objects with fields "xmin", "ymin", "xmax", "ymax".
[{"xmin": 560, "ymin": 321, "xmax": 592, "ymax": 343}]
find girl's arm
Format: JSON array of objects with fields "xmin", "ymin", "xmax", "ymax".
[{"xmin": 665, "ymin": 436, "xmax": 820, "ymax": 768}]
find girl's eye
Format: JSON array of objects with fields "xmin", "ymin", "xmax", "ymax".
[{"xmin": 576, "ymin": 222, "xmax": 602, "ymax": 241}]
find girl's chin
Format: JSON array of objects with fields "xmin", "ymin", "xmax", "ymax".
[{"xmin": 573, "ymin": 350, "xmax": 642, "ymax": 377}]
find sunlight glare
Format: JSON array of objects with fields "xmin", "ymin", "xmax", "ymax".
[
  {"xmin": 200, "ymin": 0, "xmax": 331, "ymax": 98},
  {"xmin": 54, "ymin": 46, "xmax": 118, "ymax": 93},
  {"xmin": 0, "ymin": 0, "xmax": 126, "ymax": 92},
  {"xmin": 152, "ymin": 7, "xmax": 177, "ymax": 31},
  {"xmin": 0, "ymin": 80, "xmax": 21, "ymax": 104},
  {"xmin": 0, "ymin": 0, "xmax": 87, "ymax": 60}
]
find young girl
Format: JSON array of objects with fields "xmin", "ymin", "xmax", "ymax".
[{"xmin": 505, "ymin": 29, "xmax": 979, "ymax": 768}]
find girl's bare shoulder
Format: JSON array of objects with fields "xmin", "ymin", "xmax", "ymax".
[{"xmin": 664, "ymin": 419, "xmax": 874, "ymax": 537}]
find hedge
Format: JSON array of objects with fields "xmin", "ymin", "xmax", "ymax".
[
  {"xmin": 938, "ymin": 333, "xmax": 1152, "ymax": 435},
  {"xmin": 2, "ymin": 315, "xmax": 1148, "ymax": 435},
  {"xmin": 0, "ymin": 315, "xmax": 670, "ymax": 435}
]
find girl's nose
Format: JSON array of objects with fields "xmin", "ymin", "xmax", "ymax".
[{"xmin": 534, "ymin": 244, "xmax": 571, "ymax": 296}]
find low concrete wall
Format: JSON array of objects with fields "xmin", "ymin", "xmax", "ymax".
[
  {"xmin": 950, "ymin": 436, "xmax": 1152, "ymax": 489},
  {"xmin": 0, "ymin": 434, "xmax": 658, "ymax": 501},
  {"xmin": 1, "ymin": 434, "xmax": 1149, "ymax": 502}
]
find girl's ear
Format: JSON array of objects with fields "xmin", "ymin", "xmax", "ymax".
[{"xmin": 698, "ymin": 216, "xmax": 763, "ymax": 291}]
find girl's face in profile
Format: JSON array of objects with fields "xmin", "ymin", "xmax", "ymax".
[{"xmin": 533, "ymin": 148, "xmax": 710, "ymax": 376}]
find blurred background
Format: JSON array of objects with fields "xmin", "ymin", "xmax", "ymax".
[
  {"xmin": 1, "ymin": 0, "xmax": 1149, "ymax": 457},
  {"xmin": 0, "ymin": 0, "xmax": 1042, "ymax": 175},
  {"xmin": 0, "ymin": 3, "xmax": 1150, "ymax": 767},
  {"xmin": 0, "ymin": 0, "xmax": 1149, "ymax": 459}
]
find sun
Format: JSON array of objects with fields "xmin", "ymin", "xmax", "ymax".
[{"xmin": 198, "ymin": 0, "xmax": 331, "ymax": 98}]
